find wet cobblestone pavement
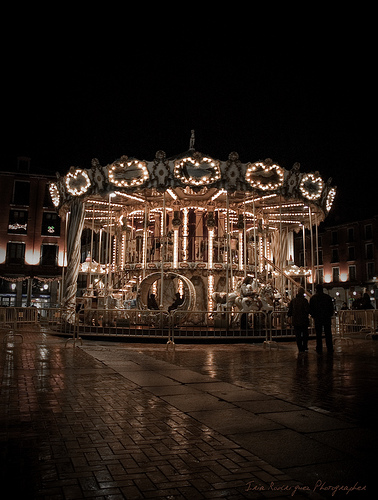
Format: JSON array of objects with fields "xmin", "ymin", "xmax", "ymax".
[
  {"xmin": 135, "ymin": 338, "xmax": 378, "ymax": 428},
  {"xmin": 1, "ymin": 328, "xmax": 377, "ymax": 499}
]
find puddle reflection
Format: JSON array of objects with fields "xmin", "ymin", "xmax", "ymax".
[{"xmin": 144, "ymin": 341, "xmax": 378, "ymax": 425}]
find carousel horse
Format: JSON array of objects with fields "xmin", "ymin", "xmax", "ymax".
[
  {"xmin": 234, "ymin": 293, "xmax": 262, "ymax": 312},
  {"xmin": 212, "ymin": 277, "xmax": 282, "ymax": 327},
  {"xmin": 259, "ymin": 284, "xmax": 275, "ymax": 312},
  {"xmin": 212, "ymin": 291, "xmax": 244, "ymax": 311}
]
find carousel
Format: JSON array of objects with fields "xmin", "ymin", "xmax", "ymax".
[{"xmin": 50, "ymin": 132, "xmax": 336, "ymax": 331}]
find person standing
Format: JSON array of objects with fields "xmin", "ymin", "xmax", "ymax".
[
  {"xmin": 359, "ymin": 292, "xmax": 374, "ymax": 309},
  {"xmin": 309, "ymin": 284, "xmax": 334, "ymax": 354},
  {"xmin": 287, "ymin": 287, "xmax": 310, "ymax": 353}
]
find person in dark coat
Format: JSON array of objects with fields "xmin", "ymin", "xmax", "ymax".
[
  {"xmin": 287, "ymin": 287, "xmax": 310, "ymax": 353},
  {"xmin": 359, "ymin": 292, "xmax": 374, "ymax": 309},
  {"xmin": 309, "ymin": 284, "xmax": 334, "ymax": 354},
  {"xmin": 352, "ymin": 292, "xmax": 363, "ymax": 310},
  {"xmin": 147, "ymin": 293, "xmax": 159, "ymax": 310},
  {"xmin": 168, "ymin": 293, "xmax": 184, "ymax": 312}
]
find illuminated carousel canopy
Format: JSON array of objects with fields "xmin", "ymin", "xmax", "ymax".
[{"xmin": 50, "ymin": 149, "xmax": 336, "ymax": 232}]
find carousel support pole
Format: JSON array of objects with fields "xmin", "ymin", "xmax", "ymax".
[
  {"xmin": 62, "ymin": 198, "xmax": 85, "ymax": 324},
  {"xmin": 309, "ymin": 206, "xmax": 315, "ymax": 295},
  {"xmin": 226, "ymin": 191, "xmax": 231, "ymax": 330},
  {"xmin": 89, "ymin": 203, "xmax": 95, "ymax": 289},
  {"xmin": 195, "ymin": 209, "xmax": 203, "ymax": 261},
  {"xmin": 131, "ymin": 213, "xmax": 135, "ymax": 262},
  {"xmin": 264, "ymin": 228, "xmax": 268, "ymax": 283},
  {"xmin": 226, "ymin": 191, "xmax": 230, "ymax": 298},
  {"xmin": 182, "ymin": 208, "xmax": 188, "ymax": 262},
  {"xmin": 230, "ymin": 206, "xmax": 233, "ymax": 287},
  {"xmin": 98, "ymin": 228, "xmax": 102, "ymax": 267},
  {"xmin": 112, "ymin": 234, "xmax": 117, "ymax": 286},
  {"xmin": 142, "ymin": 204, "xmax": 148, "ymax": 278},
  {"xmin": 104, "ymin": 195, "xmax": 110, "ymax": 295},
  {"xmin": 259, "ymin": 213, "xmax": 264, "ymax": 274},
  {"xmin": 243, "ymin": 202, "xmax": 247, "ymax": 276},
  {"xmin": 315, "ymin": 215, "xmax": 319, "ymax": 285},
  {"xmin": 279, "ymin": 194, "xmax": 284, "ymax": 297},
  {"xmin": 238, "ymin": 226, "xmax": 243, "ymax": 272},
  {"xmin": 108, "ymin": 194, "xmax": 114, "ymax": 293},
  {"xmin": 160, "ymin": 192, "xmax": 166, "ymax": 309},
  {"xmin": 253, "ymin": 194, "xmax": 257, "ymax": 278},
  {"xmin": 173, "ymin": 227, "xmax": 179, "ymax": 269},
  {"xmin": 302, "ymin": 222, "xmax": 307, "ymax": 294},
  {"xmin": 125, "ymin": 213, "xmax": 131, "ymax": 269},
  {"xmin": 286, "ymin": 227, "xmax": 291, "ymax": 297}
]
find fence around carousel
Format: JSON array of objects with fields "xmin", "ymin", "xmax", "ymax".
[
  {"xmin": 3, "ymin": 306, "xmax": 376, "ymax": 344},
  {"xmin": 72, "ymin": 308, "xmax": 281, "ymax": 342},
  {"xmin": 337, "ymin": 309, "xmax": 378, "ymax": 340},
  {"xmin": 1, "ymin": 306, "xmax": 294, "ymax": 343},
  {"xmin": 0, "ymin": 306, "xmax": 39, "ymax": 328},
  {"xmin": 169, "ymin": 309, "xmax": 273, "ymax": 341}
]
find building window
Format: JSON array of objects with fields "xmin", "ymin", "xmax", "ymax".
[
  {"xmin": 349, "ymin": 265, "xmax": 356, "ymax": 281},
  {"xmin": 41, "ymin": 212, "xmax": 61, "ymax": 236},
  {"xmin": 367, "ymin": 262, "xmax": 375, "ymax": 280},
  {"xmin": 331, "ymin": 231, "xmax": 338, "ymax": 245},
  {"xmin": 348, "ymin": 246, "xmax": 355, "ymax": 261},
  {"xmin": 6, "ymin": 242, "xmax": 25, "ymax": 264},
  {"xmin": 331, "ymin": 249, "xmax": 339, "ymax": 263},
  {"xmin": 347, "ymin": 227, "xmax": 355, "ymax": 242},
  {"xmin": 8, "ymin": 210, "xmax": 28, "ymax": 234},
  {"xmin": 366, "ymin": 243, "xmax": 374, "ymax": 260},
  {"xmin": 332, "ymin": 267, "xmax": 340, "ymax": 282},
  {"xmin": 317, "ymin": 250, "xmax": 323, "ymax": 265},
  {"xmin": 12, "ymin": 180, "xmax": 30, "ymax": 206},
  {"xmin": 365, "ymin": 224, "xmax": 373, "ymax": 240},
  {"xmin": 41, "ymin": 244, "xmax": 58, "ymax": 266}
]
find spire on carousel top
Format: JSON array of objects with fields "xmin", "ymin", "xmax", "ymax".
[{"xmin": 189, "ymin": 129, "xmax": 195, "ymax": 151}]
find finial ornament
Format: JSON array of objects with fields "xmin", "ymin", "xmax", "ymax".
[{"xmin": 189, "ymin": 130, "xmax": 195, "ymax": 150}]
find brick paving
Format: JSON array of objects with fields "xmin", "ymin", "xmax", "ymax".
[
  {"xmin": 1, "ymin": 328, "xmax": 376, "ymax": 499},
  {"xmin": 134, "ymin": 338, "xmax": 378, "ymax": 427}
]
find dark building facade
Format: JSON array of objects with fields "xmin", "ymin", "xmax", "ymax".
[
  {"xmin": 0, "ymin": 159, "xmax": 65, "ymax": 307},
  {"xmin": 294, "ymin": 216, "xmax": 378, "ymax": 309}
]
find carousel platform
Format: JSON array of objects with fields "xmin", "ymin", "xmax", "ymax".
[{"xmin": 51, "ymin": 323, "xmax": 312, "ymax": 344}]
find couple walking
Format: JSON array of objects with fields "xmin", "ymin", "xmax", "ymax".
[{"xmin": 288, "ymin": 284, "xmax": 334, "ymax": 354}]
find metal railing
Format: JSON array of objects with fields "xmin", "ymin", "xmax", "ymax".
[
  {"xmin": 2, "ymin": 306, "xmax": 377, "ymax": 347},
  {"xmin": 0, "ymin": 307, "xmax": 39, "ymax": 327},
  {"xmin": 337, "ymin": 310, "xmax": 378, "ymax": 340},
  {"xmin": 169, "ymin": 309, "xmax": 270, "ymax": 341}
]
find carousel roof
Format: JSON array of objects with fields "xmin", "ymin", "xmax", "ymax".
[{"xmin": 49, "ymin": 142, "xmax": 336, "ymax": 231}]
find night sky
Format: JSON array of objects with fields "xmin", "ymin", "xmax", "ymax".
[{"xmin": 3, "ymin": 41, "xmax": 374, "ymax": 225}]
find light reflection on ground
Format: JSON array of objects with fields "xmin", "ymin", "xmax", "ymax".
[{"xmin": 126, "ymin": 338, "xmax": 378, "ymax": 427}]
